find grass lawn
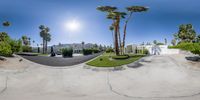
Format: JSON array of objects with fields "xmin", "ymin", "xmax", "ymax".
[{"xmin": 86, "ymin": 53, "xmax": 145, "ymax": 67}]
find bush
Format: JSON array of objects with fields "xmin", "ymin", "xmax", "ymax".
[
  {"xmin": 157, "ymin": 43, "xmax": 165, "ymax": 45},
  {"xmin": 9, "ymin": 39, "xmax": 22, "ymax": 53},
  {"xmin": 83, "ymin": 49, "xmax": 93, "ymax": 55},
  {"xmin": 22, "ymin": 45, "xmax": 32, "ymax": 52},
  {"xmin": 106, "ymin": 48, "xmax": 114, "ymax": 53},
  {"xmin": 112, "ymin": 55, "xmax": 129, "ymax": 60},
  {"xmin": 0, "ymin": 41, "xmax": 12, "ymax": 57},
  {"xmin": 143, "ymin": 49, "xmax": 149, "ymax": 55},
  {"xmin": 169, "ymin": 43, "xmax": 200, "ymax": 55},
  {"xmin": 62, "ymin": 48, "xmax": 73, "ymax": 57},
  {"xmin": 92, "ymin": 49, "xmax": 100, "ymax": 53}
]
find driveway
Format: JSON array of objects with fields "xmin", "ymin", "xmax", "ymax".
[
  {"xmin": 20, "ymin": 53, "xmax": 101, "ymax": 66},
  {"xmin": 0, "ymin": 54, "xmax": 200, "ymax": 100}
]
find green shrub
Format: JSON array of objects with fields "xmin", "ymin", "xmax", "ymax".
[
  {"xmin": 112, "ymin": 55, "xmax": 129, "ymax": 60},
  {"xmin": 62, "ymin": 48, "xmax": 73, "ymax": 57},
  {"xmin": 169, "ymin": 43, "xmax": 200, "ymax": 55},
  {"xmin": 106, "ymin": 48, "xmax": 114, "ymax": 53},
  {"xmin": 83, "ymin": 49, "xmax": 93, "ymax": 55},
  {"xmin": 22, "ymin": 45, "xmax": 32, "ymax": 52},
  {"xmin": 9, "ymin": 39, "xmax": 22, "ymax": 53},
  {"xmin": 92, "ymin": 49, "xmax": 100, "ymax": 53},
  {"xmin": 157, "ymin": 43, "xmax": 165, "ymax": 45},
  {"xmin": 143, "ymin": 49, "xmax": 149, "ymax": 55},
  {"xmin": 0, "ymin": 41, "xmax": 12, "ymax": 57}
]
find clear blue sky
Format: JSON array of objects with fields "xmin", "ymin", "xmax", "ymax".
[{"xmin": 0, "ymin": 0, "xmax": 200, "ymax": 46}]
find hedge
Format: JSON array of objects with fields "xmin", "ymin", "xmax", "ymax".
[
  {"xmin": 83, "ymin": 49, "xmax": 100, "ymax": 55},
  {"xmin": 169, "ymin": 43, "xmax": 200, "ymax": 55},
  {"xmin": 62, "ymin": 48, "xmax": 73, "ymax": 57}
]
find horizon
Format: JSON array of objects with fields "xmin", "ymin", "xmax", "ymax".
[{"xmin": 1, "ymin": 0, "xmax": 200, "ymax": 46}]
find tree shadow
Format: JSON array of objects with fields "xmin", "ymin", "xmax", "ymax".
[
  {"xmin": 185, "ymin": 56, "xmax": 200, "ymax": 62},
  {"xmin": 127, "ymin": 59, "xmax": 151, "ymax": 68}
]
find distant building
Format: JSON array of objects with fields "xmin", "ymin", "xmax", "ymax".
[
  {"xmin": 32, "ymin": 43, "xmax": 97, "ymax": 54},
  {"xmin": 125, "ymin": 44, "xmax": 180, "ymax": 55}
]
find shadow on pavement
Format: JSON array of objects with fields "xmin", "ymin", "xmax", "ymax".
[{"xmin": 185, "ymin": 56, "xmax": 200, "ymax": 62}]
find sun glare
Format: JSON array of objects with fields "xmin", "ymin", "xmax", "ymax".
[{"xmin": 66, "ymin": 19, "xmax": 80, "ymax": 31}]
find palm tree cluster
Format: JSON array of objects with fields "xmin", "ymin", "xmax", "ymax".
[
  {"xmin": 39, "ymin": 25, "xmax": 51, "ymax": 54},
  {"xmin": 22, "ymin": 36, "xmax": 31, "ymax": 46},
  {"xmin": 97, "ymin": 6, "xmax": 148, "ymax": 55},
  {"xmin": 172, "ymin": 24, "xmax": 199, "ymax": 45}
]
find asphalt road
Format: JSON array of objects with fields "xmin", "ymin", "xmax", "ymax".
[{"xmin": 20, "ymin": 53, "xmax": 101, "ymax": 66}]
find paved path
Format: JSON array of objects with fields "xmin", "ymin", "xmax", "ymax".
[
  {"xmin": 20, "ymin": 53, "xmax": 101, "ymax": 66},
  {"xmin": 0, "ymin": 54, "xmax": 200, "ymax": 100}
]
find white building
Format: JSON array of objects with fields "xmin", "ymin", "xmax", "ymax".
[
  {"xmin": 126, "ymin": 44, "xmax": 180, "ymax": 55},
  {"xmin": 32, "ymin": 43, "xmax": 97, "ymax": 54}
]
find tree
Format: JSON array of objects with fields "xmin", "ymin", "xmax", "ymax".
[
  {"xmin": 171, "ymin": 39, "xmax": 176, "ymax": 46},
  {"xmin": 39, "ymin": 25, "xmax": 51, "ymax": 54},
  {"xmin": 22, "ymin": 36, "xmax": 29, "ymax": 46},
  {"xmin": 97, "ymin": 6, "xmax": 120, "ymax": 55},
  {"xmin": 153, "ymin": 40, "xmax": 157, "ymax": 45},
  {"xmin": 164, "ymin": 38, "xmax": 167, "ymax": 45},
  {"xmin": 177, "ymin": 24, "xmax": 196, "ymax": 43},
  {"xmin": 122, "ymin": 6, "xmax": 148, "ymax": 54},
  {"xmin": 109, "ymin": 25, "xmax": 115, "ymax": 48},
  {"xmin": 2, "ymin": 21, "xmax": 11, "ymax": 27},
  {"xmin": 32, "ymin": 40, "xmax": 35, "ymax": 46},
  {"xmin": 0, "ymin": 32, "xmax": 10, "ymax": 42},
  {"xmin": 196, "ymin": 35, "xmax": 200, "ymax": 43},
  {"xmin": 81, "ymin": 41, "xmax": 85, "ymax": 49},
  {"xmin": 97, "ymin": 6, "xmax": 148, "ymax": 55}
]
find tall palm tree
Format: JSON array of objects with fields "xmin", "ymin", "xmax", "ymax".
[
  {"xmin": 122, "ymin": 6, "xmax": 148, "ymax": 53},
  {"xmin": 97, "ymin": 6, "xmax": 120, "ymax": 55},
  {"xmin": 39, "ymin": 25, "xmax": 51, "ymax": 54}
]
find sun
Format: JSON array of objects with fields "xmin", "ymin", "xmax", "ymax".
[{"xmin": 66, "ymin": 19, "xmax": 80, "ymax": 31}]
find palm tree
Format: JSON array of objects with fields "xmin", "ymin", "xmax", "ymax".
[
  {"xmin": 97, "ymin": 6, "xmax": 121, "ymax": 55},
  {"xmin": 81, "ymin": 41, "xmax": 85, "ymax": 50},
  {"xmin": 22, "ymin": 36, "xmax": 29, "ymax": 46},
  {"xmin": 28, "ymin": 37, "xmax": 31, "ymax": 46},
  {"xmin": 122, "ymin": 6, "xmax": 148, "ymax": 53},
  {"xmin": 39, "ymin": 25, "xmax": 51, "ymax": 54},
  {"xmin": 164, "ymin": 38, "xmax": 167, "ymax": 45},
  {"xmin": 32, "ymin": 40, "xmax": 35, "ymax": 47},
  {"xmin": 2, "ymin": 21, "xmax": 11, "ymax": 27},
  {"xmin": 109, "ymin": 25, "xmax": 114, "ymax": 48}
]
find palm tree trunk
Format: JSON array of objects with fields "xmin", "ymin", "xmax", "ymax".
[
  {"xmin": 114, "ymin": 20, "xmax": 119, "ymax": 55},
  {"xmin": 43, "ymin": 38, "xmax": 45, "ymax": 54},
  {"xmin": 45, "ymin": 40, "xmax": 47, "ymax": 54},
  {"xmin": 122, "ymin": 12, "xmax": 133, "ymax": 54},
  {"xmin": 111, "ymin": 30, "xmax": 115, "ymax": 49},
  {"xmin": 117, "ymin": 17, "xmax": 122, "ymax": 55}
]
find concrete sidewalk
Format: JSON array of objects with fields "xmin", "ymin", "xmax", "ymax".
[{"xmin": 0, "ymin": 54, "xmax": 200, "ymax": 100}]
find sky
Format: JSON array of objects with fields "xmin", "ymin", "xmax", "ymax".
[{"xmin": 0, "ymin": 0, "xmax": 200, "ymax": 46}]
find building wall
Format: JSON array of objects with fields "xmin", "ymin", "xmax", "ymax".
[{"xmin": 126, "ymin": 44, "xmax": 180, "ymax": 55}]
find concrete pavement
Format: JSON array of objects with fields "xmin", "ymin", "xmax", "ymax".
[{"xmin": 0, "ymin": 54, "xmax": 200, "ymax": 100}]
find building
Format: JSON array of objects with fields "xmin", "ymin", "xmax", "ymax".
[
  {"xmin": 32, "ymin": 43, "xmax": 97, "ymax": 54},
  {"xmin": 125, "ymin": 44, "xmax": 180, "ymax": 55}
]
